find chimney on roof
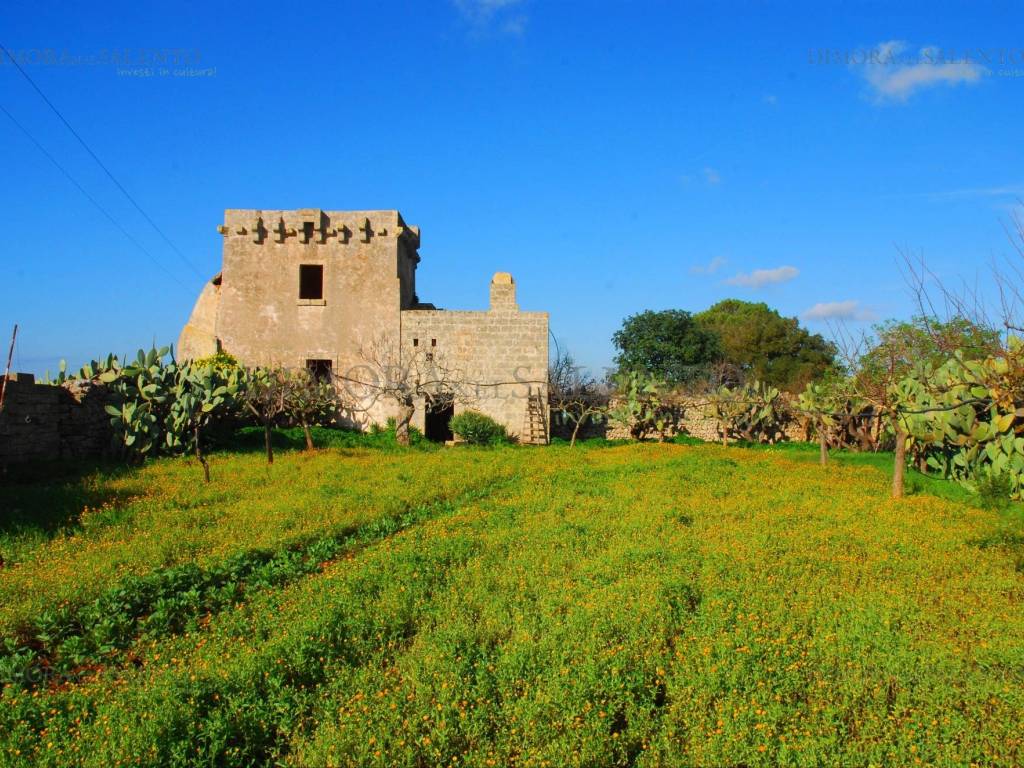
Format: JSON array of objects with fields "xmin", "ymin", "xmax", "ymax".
[{"xmin": 489, "ymin": 272, "xmax": 517, "ymax": 311}]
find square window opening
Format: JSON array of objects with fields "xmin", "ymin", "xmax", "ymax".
[{"xmin": 299, "ymin": 264, "xmax": 324, "ymax": 300}]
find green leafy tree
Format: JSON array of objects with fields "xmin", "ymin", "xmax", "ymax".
[
  {"xmin": 694, "ymin": 300, "xmax": 836, "ymax": 391},
  {"xmin": 611, "ymin": 310, "xmax": 721, "ymax": 385},
  {"xmin": 858, "ymin": 316, "xmax": 999, "ymax": 389}
]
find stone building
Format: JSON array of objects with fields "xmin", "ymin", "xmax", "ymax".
[{"xmin": 178, "ymin": 209, "xmax": 549, "ymax": 442}]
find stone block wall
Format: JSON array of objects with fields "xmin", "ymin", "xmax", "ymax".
[
  {"xmin": 0, "ymin": 375, "xmax": 114, "ymax": 464},
  {"xmin": 579, "ymin": 395, "xmax": 809, "ymax": 443},
  {"xmin": 400, "ymin": 302, "xmax": 549, "ymax": 442}
]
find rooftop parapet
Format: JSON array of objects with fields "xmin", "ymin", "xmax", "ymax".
[{"xmin": 215, "ymin": 209, "xmax": 420, "ymax": 253}]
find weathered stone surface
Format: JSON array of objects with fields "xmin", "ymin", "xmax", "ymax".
[
  {"xmin": 597, "ymin": 395, "xmax": 808, "ymax": 443},
  {"xmin": 177, "ymin": 274, "xmax": 221, "ymax": 360},
  {"xmin": 177, "ymin": 209, "xmax": 550, "ymax": 441},
  {"xmin": 0, "ymin": 377, "xmax": 114, "ymax": 464},
  {"xmin": 401, "ymin": 274, "xmax": 548, "ymax": 440}
]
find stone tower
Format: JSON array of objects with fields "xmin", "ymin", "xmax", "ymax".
[{"xmin": 178, "ymin": 209, "xmax": 549, "ymax": 442}]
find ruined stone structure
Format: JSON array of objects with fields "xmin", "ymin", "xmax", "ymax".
[
  {"xmin": 178, "ymin": 209, "xmax": 549, "ymax": 442},
  {"xmin": 0, "ymin": 374, "xmax": 114, "ymax": 464}
]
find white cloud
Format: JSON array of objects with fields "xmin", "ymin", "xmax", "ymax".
[
  {"xmin": 858, "ymin": 41, "xmax": 987, "ymax": 102},
  {"xmin": 724, "ymin": 265, "xmax": 799, "ymax": 288},
  {"xmin": 702, "ymin": 167, "xmax": 721, "ymax": 185},
  {"xmin": 501, "ymin": 14, "xmax": 527, "ymax": 35},
  {"xmin": 927, "ymin": 184, "xmax": 1024, "ymax": 201},
  {"xmin": 803, "ymin": 300, "xmax": 877, "ymax": 322},
  {"xmin": 690, "ymin": 256, "xmax": 727, "ymax": 275},
  {"xmin": 453, "ymin": 0, "xmax": 527, "ymax": 35}
]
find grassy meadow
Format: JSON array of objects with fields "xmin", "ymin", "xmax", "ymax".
[{"xmin": 1, "ymin": 432, "xmax": 1023, "ymax": 766}]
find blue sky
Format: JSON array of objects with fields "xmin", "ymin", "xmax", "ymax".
[{"xmin": 2, "ymin": 1, "xmax": 1022, "ymax": 376}]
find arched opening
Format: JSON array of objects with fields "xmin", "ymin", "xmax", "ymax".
[{"xmin": 424, "ymin": 396, "xmax": 454, "ymax": 442}]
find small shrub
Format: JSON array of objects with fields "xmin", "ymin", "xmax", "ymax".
[{"xmin": 450, "ymin": 410, "xmax": 508, "ymax": 445}]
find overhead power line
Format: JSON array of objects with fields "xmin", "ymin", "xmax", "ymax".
[
  {"xmin": 0, "ymin": 43, "xmax": 204, "ymax": 279},
  {"xmin": 0, "ymin": 102, "xmax": 187, "ymax": 288}
]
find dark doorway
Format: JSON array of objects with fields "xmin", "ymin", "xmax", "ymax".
[{"xmin": 425, "ymin": 401, "xmax": 454, "ymax": 442}]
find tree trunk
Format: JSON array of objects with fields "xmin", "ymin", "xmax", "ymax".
[
  {"xmin": 570, "ymin": 418, "xmax": 582, "ymax": 448},
  {"xmin": 396, "ymin": 397, "xmax": 414, "ymax": 446},
  {"xmin": 892, "ymin": 425, "xmax": 907, "ymax": 499},
  {"xmin": 195, "ymin": 425, "xmax": 210, "ymax": 483},
  {"xmin": 302, "ymin": 421, "xmax": 314, "ymax": 451},
  {"xmin": 264, "ymin": 420, "xmax": 274, "ymax": 465},
  {"xmin": 819, "ymin": 426, "xmax": 829, "ymax": 467}
]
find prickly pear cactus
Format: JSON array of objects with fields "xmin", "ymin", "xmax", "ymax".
[
  {"xmin": 894, "ymin": 340, "xmax": 1024, "ymax": 499},
  {"xmin": 706, "ymin": 381, "xmax": 790, "ymax": 444}
]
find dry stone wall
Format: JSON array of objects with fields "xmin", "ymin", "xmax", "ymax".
[
  {"xmin": 0, "ymin": 374, "xmax": 114, "ymax": 464},
  {"xmin": 558, "ymin": 395, "xmax": 808, "ymax": 443}
]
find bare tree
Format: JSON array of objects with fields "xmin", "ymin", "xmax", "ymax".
[
  {"xmin": 900, "ymin": 203, "xmax": 1024, "ymax": 348},
  {"xmin": 828, "ymin": 321, "xmax": 913, "ymax": 498},
  {"xmin": 548, "ymin": 345, "xmax": 609, "ymax": 447},
  {"xmin": 339, "ymin": 334, "xmax": 469, "ymax": 446}
]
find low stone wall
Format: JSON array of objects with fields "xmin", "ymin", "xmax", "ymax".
[
  {"xmin": 0, "ymin": 374, "xmax": 114, "ymax": 464},
  {"xmin": 553, "ymin": 396, "xmax": 808, "ymax": 444}
]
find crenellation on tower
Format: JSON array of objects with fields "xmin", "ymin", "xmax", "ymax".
[{"xmin": 216, "ymin": 210, "xmax": 416, "ymax": 250}]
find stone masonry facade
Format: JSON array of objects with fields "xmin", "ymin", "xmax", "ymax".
[
  {"xmin": 0, "ymin": 374, "xmax": 114, "ymax": 464},
  {"xmin": 401, "ymin": 274, "xmax": 548, "ymax": 441},
  {"xmin": 178, "ymin": 209, "xmax": 549, "ymax": 442}
]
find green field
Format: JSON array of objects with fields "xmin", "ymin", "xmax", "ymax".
[{"xmin": 2, "ymin": 434, "xmax": 1023, "ymax": 766}]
